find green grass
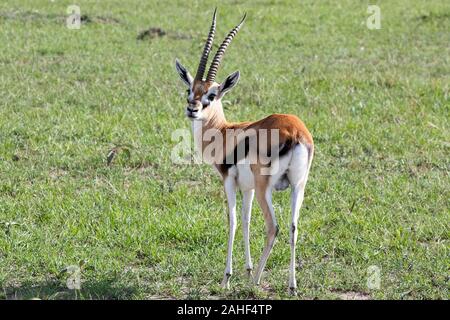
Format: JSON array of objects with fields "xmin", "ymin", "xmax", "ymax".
[{"xmin": 0, "ymin": 0, "xmax": 448, "ymax": 300}]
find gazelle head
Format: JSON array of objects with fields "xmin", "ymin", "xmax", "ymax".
[{"xmin": 175, "ymin": 9, "xmax": 246, "ymax": 121}]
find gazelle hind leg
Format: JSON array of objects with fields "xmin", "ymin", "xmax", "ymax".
[
  {"xmin": 288, "ymin": 183, "xmax": 305, "ymax": 295},
  {"xmin": 253, "ymin": 178, "xmax": 278, "ymax": 285},
  {"xmin": 222, "ymin": 176, "xmax": 237, "ymax": 289},
  {"xmin": 242, "ymin": 189, "xmax": 255, "ymax": 278},
  {"xmin": 287, "ymin": 143, "xmax": 312, "ymax": 294}
]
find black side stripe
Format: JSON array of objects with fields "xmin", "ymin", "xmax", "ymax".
[
  {"xmin": 222, "ymin": 136, "xmax": 250, "ymax": 169},
  {"xmin": 278, "ymin": 139, "xmax": 294, "ymax": 157},
  {"xmin": 267, "ymin": 139, "xmax": 296, "ymax": 166},
  {"xmin": 220, "ymin": 138, "xmax": 297, "ymax": 171}
]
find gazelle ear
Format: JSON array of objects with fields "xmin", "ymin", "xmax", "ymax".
[
  {"xmin": 218, "ymin": 71, "xmax": 240, "ymax": 98},
  {"xmin": 175, "ymin": 59, "xmax": 193, "ymax": 87}
]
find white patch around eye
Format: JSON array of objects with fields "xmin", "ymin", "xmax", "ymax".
[
  {"xmin": 201, "ymin": 95, "xmax": 210, "ymax": 105},
  {"xmin": 202, "ymin": 88, "xmax": 219, "ymax": 105},
  {"xmin": 210, "ymin": 87, "xmax": 219, "ymax": 95}
]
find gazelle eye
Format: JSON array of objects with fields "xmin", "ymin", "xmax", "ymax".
[{"xmin": 208, "ymin": 94, "xmax": 216, "ymax": 101}]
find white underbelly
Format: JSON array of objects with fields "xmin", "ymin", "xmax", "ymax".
[
  {"xmin": 237, "ymin": 164, "xmax": 255, "ymax": 191},
  {"xmin": 221, "ymin": 145, "xmax": 301, "ymax": 191},
  {"xmin": 227, "ymin": 163, "xmax": 255, "ymax": 191}
]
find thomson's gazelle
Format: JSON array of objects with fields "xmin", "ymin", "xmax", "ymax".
[{"xmin": 175, "ymin": 9, "xmax": 314, "ymax": 294}]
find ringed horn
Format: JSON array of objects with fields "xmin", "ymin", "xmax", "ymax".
[
  {"xmin": 195, "ymin": 8, "xmax": 217, "ymax": 81},
  {"xmin": 206, "ymin": 13, "xmax": 247, "ymax": 83}
]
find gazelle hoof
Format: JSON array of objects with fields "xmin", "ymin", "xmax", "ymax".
[
  {"xmin": 288, "ymin": 287, "xmax": 298, "ymax": 296},
  {"xmin": 221, "ymin": 273, "xmax": 231, "ymax": 289},
  {"xmin": 246, "ymin": 268, "xmax": 253, "ymax": 279},
  {"xmin": 221, "ymin": 282, "xmax": 230, "ymax": 290}
]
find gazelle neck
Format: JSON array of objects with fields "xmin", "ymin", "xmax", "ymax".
[
  {"xmin": 192, "ymin": 100, "xmax": 228, "ymax": 154},
  {"xmin": 205, "ymin": 100, "xmax": 227, "ymax": 130}
]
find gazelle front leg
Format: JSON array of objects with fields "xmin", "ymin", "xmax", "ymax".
[
  {"xmin": 242, "ymin": 189, "xmax": 254, "ymax": 278},
  {"xmin": 222, "ymin": 176, "xmax": 237, "ymax": 289}
]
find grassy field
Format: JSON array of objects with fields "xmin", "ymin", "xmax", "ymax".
[{"xmin": 0, "ymin": 0, "xmax": 448, "ymax": 300}]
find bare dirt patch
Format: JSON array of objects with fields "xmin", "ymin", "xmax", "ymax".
[
  {"xmin": 333, "ymin": 290, "xmax": 370, "ymax": 300},
  {"xmin": 137, "ymin": 27, "xmax": 192, "ymax": 41}
]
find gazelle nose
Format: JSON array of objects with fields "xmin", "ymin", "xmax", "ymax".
[
  {"xmin": 187, "ymin": 100, "xmax": 201, "ymax": 112},
  {"xmin": 187, "ymin": 106, "xmax": 199, "ymax": 113}
]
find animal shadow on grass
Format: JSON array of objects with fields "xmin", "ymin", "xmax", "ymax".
[{"xmin": 3, "ymin": 277, "xmax": 138, "ymax": 300}]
